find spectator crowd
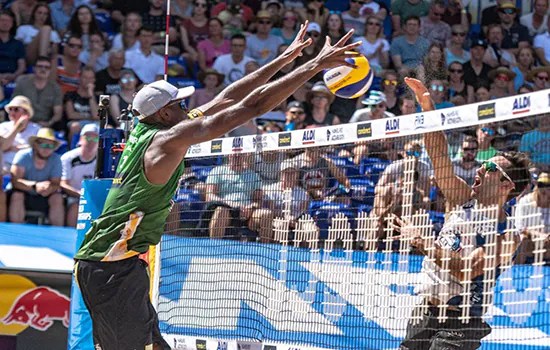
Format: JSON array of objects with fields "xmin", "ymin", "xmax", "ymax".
[{"xmin": 0, "ymin": 0, "xmax": 549, "ymax": 263}]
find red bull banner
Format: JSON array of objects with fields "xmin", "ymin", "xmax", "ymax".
[{"xmin": 0, "ymin": 271, "xmax": 72, "ymax": 349}]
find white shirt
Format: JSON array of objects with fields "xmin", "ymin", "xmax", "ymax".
[
  {"xmin": 111, "ymin": 33, "xmax": 140, "ymax": 52},
  {"xmin": 352, "ymin": 37, "xmax": 389, "ymax": 69},
  {"xmin": 0, "ymin": 121, "xmax": 41, "ymax": 167},
  {"xmin": 60, "ymin": 147, "xmax": 96, "ymax": 191},
  {"xmin": 263, "ymin": 183, "xmax": 308, "ymax": 220},
  {"xmin": 534, "ymin": 32, "xmax": 550, "ymax": 63},
  {"xmin": 79, "ymin": 51, "xmax": 109, "ymax": 72},
  {"xmin": 520, "ymin": 13, "xmax": 549, "ymax": 37},
  {"xmin": 124, "ymin": 49, "xmax": 164, "ymax": 83},
  {"xmin": 15, "ymin": 25, "xmax": 61, "ymax": 45},
  {"xmin": 515, "ymin": 192, "xmax": 550, "ymax": 234},
  {"xmin": 212, "ymin": 53, "xmax": 254, "ymax": 86}
]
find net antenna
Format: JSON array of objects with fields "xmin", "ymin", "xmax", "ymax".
[{"xmin": 164, "ymin": 0, "xmax": 171, "ymax": 81}]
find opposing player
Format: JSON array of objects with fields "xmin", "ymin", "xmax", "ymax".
[
  {"xmin": 398, "ymin": 78, "xmax": 531, "ymax": 350},
  {"xmin": 73, "ymin": 23, "xmax": 361, "ymax": 350}
]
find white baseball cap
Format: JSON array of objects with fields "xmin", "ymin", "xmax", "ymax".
[
  {"xmin": 81, "ymin": 123, "xmax": 99, "ymax": 135},
  {"xmin": 132, "ymin": 80, "xmax": 195, "ymax": 120},
  {"xmin": 306, "ymin": 22, "xmax": 321, "ymax": 34}
]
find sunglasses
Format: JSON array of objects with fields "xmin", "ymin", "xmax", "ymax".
[
  {"xmin": 283, "ymin": 16, "xmax": 296, "ymax": 21},
  {"xmin": 8, "ymin": 107, "xmax": 22, "ymax": 112},
  {"xmin": 496, "ymin": 75, "xmax": 510, "ymax": 81},
  {"xmin": 499, "ymin": 8, "xmax": 516, "ymax": 14},
  {"xmin": 307, "ymin": 32, "xmax": 320, "ymax": 38},
  {"xmin": 121, "ymin": 77, "xmax": 136, "ymax": 84},
  {"xmin": 68, "ymin": 43, "xmax": 83, "ymax": 49},
  {"xmin": 330, "ymin": 10, "xmax": 341, "ymax": 15},
  {"xmin": 449, "ymin": 68, "xmax": 463, "ymax": 73},
  {"xmin": 85, "ymin": 136, "xmax": 99, "ymax": 142},
  {"xmin": 481, "ymin": 127, "xmax": 495, "ymax": 136},
  {"xmin": 288, "ymin": 109, "xmax": 305, "ymax": 115},
  {"xmin": 406, "ymin": 150, "xmax": 421, "ymax": 157},
  {"xmin": 351, "ymin": 0, "xmax": 365, "ymax": 4},
  {"xmin": 193, "ymin": 2, "xmax": 207, "ymax": 8},
  {"xmin": 367, "ymin": 21, "xmax": 381, "ymax": 27},
  {"xmin": 482, "ymin": 161, "xmax": 514, "ymax": 184},
  {"xmin": 383, "ymin": 79, "xmax": 397, "ymax": 86},
  {"xmin": 431, "ymin": 84, "xmax": 444, "ymax": 92},
  {"xmin": 536, "ymin": 75, "xmax": 548, "ymax": 81},
  {"xmin": 258, "ymin": 20, "xmax": 271, "ymax": 25},
  {"xmin": 452, "ymin": 32, "xmax": 467, "ymax": 37},
  {"xmin": 38, "ymin": 142, "xmax": 56, "ymax": 149},
  {"xmin": 538, "ymin": 183, "xmax": 550, "ymax": 188},
  {"xmin": 35, "ymin": 64, "xmax": 51, "ymax": 70},
  {"xmin": 463, "ymin": 147, "xmax": 478, "ymax": 152}
]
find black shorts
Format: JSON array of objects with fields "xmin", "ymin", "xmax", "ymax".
[
  {"xmin": 75, "ymin": 256, "xmax": 171, "ymax": 350},
  {"xmin": 7, "ymin": 190, "xmax": 49, "ymax": 213},
  {"xmin": 400, "ymin": 303, "xmax": 492, "ymax": 350}
]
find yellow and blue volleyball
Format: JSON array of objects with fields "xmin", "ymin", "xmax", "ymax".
[{"xmin": 323, "ymin": 54, "xmax": 373, "ymax": 99}]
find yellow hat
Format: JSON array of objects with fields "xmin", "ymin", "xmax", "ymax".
[
  {"xmin": 28, "ymin": 128, "xmax": 62, "ymax": 151},
  {"xmin": 5, "ymin": 95, "xmax": 34, "ymax": 118}
]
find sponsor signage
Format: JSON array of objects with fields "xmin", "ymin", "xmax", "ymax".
[
  {"xmin": 232, "ymin": 137, "xmax": 243, "ymax": 152},
  {"xmin": 414, "ymin": 114, "xmax": 425, "ymax": 130},
  {"xmin": 356, "ymin": 122, "xmax": 372, "ymax": 138},
  {"xmin": 326, "ymin": 127, "xmax": 344, "ymax": 142},
  {"xmin": 385, "ymin": 118, "xmax": 399, "ymax": 135},
  {"xmin": 211, "ymin": 140, "xmax": 222, "ymax": 153},
  {"xmin": 302, "ymin": 129, "xmax": 315, "ymax": 145},
  {"xmin": 278, "ymin": 133, "xmax": 291, "ymax": 147},
  {"xmin": 441, "ymin": 110, "xmax": 462, "ymax": 126},
  {"xmin": 187, "ymin": 144, "xmax": 202, "ymax": 155},
  {"xmin": 512, "ymin": 96, "xmax": 530, "ymax": 115},
  {"xmin": 253, "ymin": 135, "xmax": 268, "ymax": 150},
  {"xmin": 478, "ymin": 103, "xmax": 496, "ymax": 120}
]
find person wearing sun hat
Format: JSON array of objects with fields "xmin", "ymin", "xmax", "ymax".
[
  {"xmin": 488, "ymin": 66, "xmax": 516, "ymax": 99},
  {"xmin": 8, "ymin": 127, "xmax": 64, "ymax": 227},
  {"xmin": 349, "ymin": 90, "xmax": 395, "ymax": 122},
  {"xmin": 189, "ymin": 69, "xmax": 225, "ymax": 109},
  {"xmin": 305, "ymin": 81, "xmax": 340, "ymax": 126},
  {"xmin": 246, "ymin": 10, "xmax": 284, "ymax": 66},
  {"xmin": 0, "ymin": 95, "xmax": 41, "ymax": 171},
  {"xmin": 526, "ymin": 66, "xmax": 550, "ymax": 91},
  {"xmin": 497, "ymin": 1, "xmax": 530, "ymax": 51}
]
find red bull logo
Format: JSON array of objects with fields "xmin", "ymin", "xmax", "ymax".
[{"xmin": 1, "ymin": 275, "xmax": 70, "ymax": 334}]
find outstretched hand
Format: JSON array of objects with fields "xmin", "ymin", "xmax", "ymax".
[
  {"xmin": 280, "ymin": 21, "xmax": 313, "ymax": 63},
  {"xmin": 404, "ymin": 77, "xmax": 434, "ymax": 112},
  {"xmin": 313, "ymin": 29, "xmax": 362, "ymax": 71}
]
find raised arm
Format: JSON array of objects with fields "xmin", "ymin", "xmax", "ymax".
[
  {"xmin": 145, "ymin": 32, "xmax": 361, "ymax": 185},
  {"xmin": 405, "ymin": 78, "xmax": 471, "ymax": 208},
  {"xmin": 196, "ymin": 22, "xmax": 314, "ymax": 116}
]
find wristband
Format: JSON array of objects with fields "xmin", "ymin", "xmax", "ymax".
[
  {"xmin": 461, "ymin": 9, "xmax": 467, "ymax": 14},
  {"xmin": 32, "ymin": 183, "xmax": 37, "ymax": 191},
  {"xmin": 187, "ymin": 108, "xmax": 204, "ymax": 119}
]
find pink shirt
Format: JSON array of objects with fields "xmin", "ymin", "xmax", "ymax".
[{"xmin": 197, "ymin": 39, "xmax": 231, "ymax": 68}]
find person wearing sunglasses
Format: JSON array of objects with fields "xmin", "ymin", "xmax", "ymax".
[
  {"xmin": 401, "ymin": 77, "xmax": 532, "ymax": 350},
  {"xmin": 109, "ymin": 69, "xmax": 138, "ymax": 124},
  {"xmin": 445, "ymin": 24, "xmax": 470, "ymax": 66},
  {"xmin": 8, "ymin": 127, "xmax": 64, "ymax": 227},
  {"xmin": 452, "ymin": 136, "xmax": 481, "ymax": 186},
  {"xmin": 448, "ymin": 61, "xmax": 474, "ymax": 104},
  {"xmin": 55, "ymin": 35, "xmax": 83, "ymax": 94},
  {"xmin": 271, "ymin": 9, "xmax": 299, "ymax": 46},
  {"xmin": 381, "ymin": 70, "xmax": 400, "ymax": 114},
  {"xmin": 349, "ymin": 90, "xmax": 395, "ymax": 122},
  {"xmin": 73, "ymin": 23, "xmax": 361, "ymax": 350},
  {"xmin": 488, "ymin": 66, "xmax": 516, "ymax": 99},
  {"xmin": 420, "ymin": 0, "xmax": 451, "ymax": 46},
  {"xmin": 515, "ymin": 172, "xmax": 550, "ymax": 265},
  {"xmin": 525, "ymin": 66, "xmax": 550, "ymax": 91},
  {"xmin": 426, "ymin": 77, "xmax": 454, "ymax": 110},
  {"xmin": 497, "ymin": 2, "xmax": 530, "ymax": 54},
  {"xmin": 245, "ymin": 11, "xmax": 284, "ymax": 67},
  {"xmin": 60, "ymin": 123, "xmax": 98, "ymax": 227},
  {"xmin": 353, "ymin": 15, "xmax": 390, "ymax": 74}
]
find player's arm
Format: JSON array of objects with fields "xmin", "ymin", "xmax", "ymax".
[
  {"xmin": 196, "ymin": 22, "xmax": 313, "ymax": 116},
  {"xmin": 144, "ymin": 34, "xmax": 361, "ymax": 185},
  {"xmin": 405, "ymin": 78, "xmax": 471, "ymax": 208}
]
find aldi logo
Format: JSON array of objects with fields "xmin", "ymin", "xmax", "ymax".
[
  {"xmin": 478, "ymin": 102, "xmax": 495, "ymax": 120},
  {"xmin": 385, "ymin": 118, "xmax": 399, "ymax": 135},
  {"xmin": 232, "ymin": 137, "xmax": 243, "ymax": 152},
  {"xmin": 278, "ymin": 133, "xmax": 291, "ymax": 147},
  {"xmin": 356, "ymin": 122, "xmax": 372, "ymax": 138},
  {"xmin": 302, "ymin": 129, "xmax": 315, "ymax": 145},
  {"xmin": 211, "ymin": 140, "xmax": 222, "ymax": 153},
  {"xmin": 512, "ymin": 96, "xmax": 530, "ymax": 115}
]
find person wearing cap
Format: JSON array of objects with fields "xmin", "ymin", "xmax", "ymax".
[
  {"xmin": 264, "ymin": 0, "xmax": 283, "ymax": 24},
  {"xmin": 526, "ymin": 66, "xmax": 550, "ymax": 91},
  {"xmin": 245, "ymin": 10, "xmax": 284, "ymax": 66},
  {"xmin": 0, "ymin": 95, "xmax": 41, "ymax": 171},
  {"xmin": 488, "ymin": 66, "xmax": 516, "ymax": 99},
  {"xmin": 497, "ymin": 2, "xmax": 530, "ymax": 54},
  {"xmin": 8, "ymin": 127, "xmax": 64, "ymax": 226},
  {"xmin": 481, "ymin": 0, "xmax": 513, "ymax": 35},
  {"xmin": 296, "ymin": 22, "xmax": 322, "ymax": 72},
  {"xmin": 60, "ymin": 123, "xmax": 98, "ymax": 227},
  {"xmin": 349, "ymin": 90, "xmax": 395, "ymax": 122},
  {"xmin": 515, "ymin": 172, "xmax": 550, "ymax": 264},
  {"xmin": 73, "ymin": 21, "xmax": 360, "ymax": 350},
  {"xmin": 285, "ymin": 100, "xmax": 307, "ymax": 131},
  {"xmin": 534, "ymin": 14, "xmax": 550, "ymax": 66},
  {"xmin": 520, "ymin": 0, "xmax": 549, "ymax": 37},
  {"xmin": 213, "ymin": 33, "xmax": 255, "ymax": 86},
  {"xmin": 189, "ymin": 69, "xmax": 225, "ymax": 109},
  {"xmin": 463, "ymin": 38, "xmax": 491, "ymax": 87},
  {"xmin": 304, "ymin": 81, "xmax": 340, "ymax": 127}
]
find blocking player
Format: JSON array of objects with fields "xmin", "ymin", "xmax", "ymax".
[
  {"xmin": 73, "ymin": 23, "xmax": 361, "ymax": 350},
  {"xmin": 397, "ymin": 78, "xmax": 531, "ymax": 350}
]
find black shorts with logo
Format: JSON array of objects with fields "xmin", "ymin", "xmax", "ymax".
[
  {"xmin": 400, "ymin": 303, "xmax": 492, "ymax": 350},
  {"xmin": 75, "ymin": 256, "xmax": 171, "ymax": 350}
]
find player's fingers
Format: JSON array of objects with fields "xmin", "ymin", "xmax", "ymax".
[
  {"xmin": 335, "ymin": 28, "xmax": 355, "ymax": 47},
  {"xmin": 297, "ymin": 21, "xmax": 308, "ymax": 41},
  {"xmin": 341, "ymin": 41, "xmax": 362, "ymax": 52}
]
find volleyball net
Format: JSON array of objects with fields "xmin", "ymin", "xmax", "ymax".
[{"xmin": 156, "ymin": 90, "xmax": 550, "ymax": 350}]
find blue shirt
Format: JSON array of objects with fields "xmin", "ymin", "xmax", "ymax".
[
  {"xmin": 390, "ymin": 35, "xmax": 430, "ymax": 68},
  {"xmin": 10, "ymin": 148, "xmax": 62, "ymax": 193},
  {"xmin": 519, "ymin": 129, "xmax": 550, "ymax": 165},
  {"xmin": 0, "ymin": 37, "xmax": 24, "ymax": 74},
  {"xmin": 49, "ymin": 0, "xmax": 86, "ymax": 32}
]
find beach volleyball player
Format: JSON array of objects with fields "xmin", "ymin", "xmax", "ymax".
[
  {"xmin": 73, "ymin": 23, "xmax": 361, "ymax": 350},
  {"xmin": 397, "ymin": 78, "xmax": 531, "ymax": 350}
]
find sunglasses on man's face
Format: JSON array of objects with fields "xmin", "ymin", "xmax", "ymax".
[
  {"xmin": 406, "ymin": 150, "xmax": 421, "ymax": 157},
  {"xmin": 431, "ymin": 84, "xmax": 444, "ymax": 92},
  {"xmin": 288, "ymin": 109, "xmax": 305, "ymax": 115},
  {"xmin": 536, "ymin": 75, "xmax": 549, "ymax": 81},
  {"xmin": 85, "ymin": 136, "xmax": 99, "ymax": 142},
  {"xmin": 452, "ymin": 32, "xmax": 467, "ymax": 37},
  {"xmin": 481, "ymin": 127, "xmax": 495, "ymax": 136},
  {"xmin": 482, "ymin": 161, "xmax": 514, "ymax": 184},
  {"xmin": 383, "ymin": 79, "xmax": 397, "ymax": 86},
  {"xmin": 121, "ymin": 77, "xmax": 136, "ymax": 84},
  {"xmin": 499, "ymin": 8, "xmax": 515, "ymax": 15},
  {"xmin": 38, "ymin": 142, "xmax": 56, "ymax": 149},
  {"xmin": 463, "ymin": 147, "xmax": 478, "ymax": 152},
  {"xmin": 258, "ymin": 20, "xmax": 271, "ymax": 25}
]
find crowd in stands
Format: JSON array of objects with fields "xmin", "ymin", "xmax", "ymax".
[{"xmin": 0, "ymin": 0, "xmax": 549, "ymax": 262}]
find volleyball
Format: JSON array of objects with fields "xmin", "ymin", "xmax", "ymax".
[{"xmin": 323, "ymin": 54, "xmax": 373, "ymax": 99}]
